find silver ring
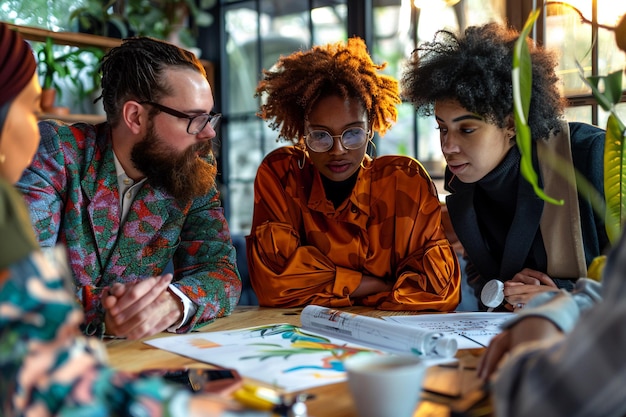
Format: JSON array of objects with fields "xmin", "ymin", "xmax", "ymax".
[{"xmin": 515, "ymin": 303, "xmax": 525, "ymax": 309}]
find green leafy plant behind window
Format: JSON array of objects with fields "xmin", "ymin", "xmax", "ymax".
[
  {"xmin": 69, "ymin": 0, "xmax": 216, "ymax": 49},
  {"xmin": 34, "ymin": 37, "xmax": 104, "ymax": 108}
]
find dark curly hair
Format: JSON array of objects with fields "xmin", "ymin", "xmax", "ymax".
[
  {"xmin": 99, "ymin": 37, "xmax": 206, "ymax": 127},
  {"xmin": 401, "ymin": 22, "xmax": 566, "ymax": 141},
  {"xmin": 255, "ymin": 37, "xmax": 400, "ymax": 145}
]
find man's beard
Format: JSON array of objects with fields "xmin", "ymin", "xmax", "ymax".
[{"xmin": 130, "ymin": 124, "xmax": 217, "ymax": 201}]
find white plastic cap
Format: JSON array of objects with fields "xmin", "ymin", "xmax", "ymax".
[
  {"xmin": 434, "ymin": 337, "xmax": 458, "ymax": 358},
  {"xmin": 481, "ymin": 279, "xmax": 505, "ymax": 308}
]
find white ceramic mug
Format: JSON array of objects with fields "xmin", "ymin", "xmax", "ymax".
[{"xmin": 343, "ymin": 353, "xmax": 426, "ymax": 417}]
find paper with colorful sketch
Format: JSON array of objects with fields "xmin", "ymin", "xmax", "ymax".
[
  {"xmin": 382, "ymin": 312, "xmax": 515, "ymax": 349},
  {"xmin": 145, "ymin": 305, "xmax": 458, "ymax": 392}
]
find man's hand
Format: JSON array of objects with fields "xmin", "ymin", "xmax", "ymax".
[
  {"xmin": 101, "ymin": 274, "xmax": 184, "ymax": 340},
  {"xmin": 503, "ymin": 268, "xmax": 559, "ymax": 307},
  {"xmin": 477, "ymin": 316, "xmax": 562, "ymax": 381}
]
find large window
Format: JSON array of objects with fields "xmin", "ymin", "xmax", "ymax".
[
  {"xmin": 541, "ymin": 1, "xmax": 626, "ymax": 127},
  {"xmin": 7, "ymin": 0, "xmax": 619, "ymax": 236},
  {"xmin": 219, "ymin": 0, "xmax": 350, "ymax": 234}
]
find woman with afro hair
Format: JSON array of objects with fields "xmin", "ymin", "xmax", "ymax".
[
  {"xmin": 401, "ymin": 22, "xmax": 609, "ymax": 311},
  {"xmin": 247, "ymin": 37, "xmax": 461, "ymax": 310}
]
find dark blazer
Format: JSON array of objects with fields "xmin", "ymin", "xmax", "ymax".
[{"xmin": 445, "ymin": 122, "xmax": 608, "ymax": 305}]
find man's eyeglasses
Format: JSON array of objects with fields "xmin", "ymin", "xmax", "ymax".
[
  {"xmin": 140, "ymin": 101, "xmax": 222, "ymax": 135},
  {"xmin": 305, "ymin": 127, "xmax": 369, "ymax": 153}
]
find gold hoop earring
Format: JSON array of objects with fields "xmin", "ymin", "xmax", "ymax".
[
  {"xmin": 361, "ymin": 139, "xmax": 376, "ymax": 169},
  {"xmin": 368, "ymin": 139, "xmax": 377, "ymax": 159}
]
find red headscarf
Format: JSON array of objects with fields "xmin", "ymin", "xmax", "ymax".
[{"xmin": 0, "ymin": 22, "xmax": 37, "ymax": 108}]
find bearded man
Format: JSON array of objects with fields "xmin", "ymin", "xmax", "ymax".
[{"xmin": 17, "ymin": 37, "xmax": 242, "ymax": 340}]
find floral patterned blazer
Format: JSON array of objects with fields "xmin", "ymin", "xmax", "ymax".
[{"xmin": 16, "ymin": 120, "xmax": 242, "ymax": 333}]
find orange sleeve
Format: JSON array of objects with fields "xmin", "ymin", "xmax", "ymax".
[
  {"xmin": 366, "ymin": 165, "xmax": 460, "ymax": 311},
  {"xmin": 377, "ymin": 240, "xmax": 461, "ymax": 311},
  {"xmin": 246, "ymin": 221, "xmax": 363, "ymax": 307},
  {"xmin": 246, "ymin": 151, "xmax": 362, "ymax": 307}
]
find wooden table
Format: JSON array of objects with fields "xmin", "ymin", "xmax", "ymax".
[{"xmin": 106, "ymin": 306, "xmax": 491, "ymax": 417}]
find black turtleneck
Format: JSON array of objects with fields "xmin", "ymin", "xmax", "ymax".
[
  {"xmin": 473, "ymin": 147, "xmax": 520, "ymax": 260},
  {"xmin": 320, "ymin": 169, "xmax": 360, "ymax": 209}
]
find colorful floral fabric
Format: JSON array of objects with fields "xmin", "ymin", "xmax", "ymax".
[
  {"xmin": 247, "ymin": 146, "xmax": 460, "ymax": 310},
  {"xmin": 16, "ymin": 120, "xmax": 242, "ymax": 333},
  {"xmin": 0, "ymin": 183, "xmax": 194, "ymax": 416}
]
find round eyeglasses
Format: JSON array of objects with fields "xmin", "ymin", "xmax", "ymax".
[
  {"xmin": 305, "ymin": 127, "xmax": 369, "ymax": 153},
  {"xmin": 140, "ymin": 101, "xmax": 222, "ymax": 135}
]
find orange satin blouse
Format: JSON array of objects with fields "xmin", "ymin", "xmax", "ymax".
[{"xmin": 246, "ymin": 146, "xmax": 460, "ymax": 311}]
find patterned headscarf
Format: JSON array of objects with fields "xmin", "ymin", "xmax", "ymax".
[{"xmin": 0, "ymin": 23, "xmax": 39, "ymax": 269}]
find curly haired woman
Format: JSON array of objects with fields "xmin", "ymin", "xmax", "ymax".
[
  {"xmin": 247, "ymin": 37, "xmax": 460, "ymax": 310},
  {"xmin": 401, "ymin": 22, "xmax": 609, "ymax": 311}
]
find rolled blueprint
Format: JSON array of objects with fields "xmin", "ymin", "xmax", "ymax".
[{"xmin": 300, "ymin": 305, "xmax": 457, "ymax": 357}]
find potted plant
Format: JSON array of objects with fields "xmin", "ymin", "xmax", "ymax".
[{"xmin": 35, "ymin": 37, "xmax": 105, "ymax": 114}]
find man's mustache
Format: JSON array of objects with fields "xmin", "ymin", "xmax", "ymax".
[{"xmin": 191, "ymin": 140, "xmax": 213, "ymax": 158}]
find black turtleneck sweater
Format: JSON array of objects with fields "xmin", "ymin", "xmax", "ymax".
[
  {"xmin": 320, "ymin": 169, "xmax": 360, "ymax": 209},
  {"xmin": 473, "ymin": 147, "xmax": 520, "ymax": 264}
]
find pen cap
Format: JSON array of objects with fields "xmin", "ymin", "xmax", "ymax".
[
  {"xmin": 434, "ymin": 337, "xmax": 457, "ymax": 357},
  {"xmin": 481, "ymin": 279, "xmax": 505, "ymax": 308}
]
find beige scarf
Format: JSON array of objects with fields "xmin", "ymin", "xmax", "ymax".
[{"xmin": 537, "ymin": 121, "xmax": 587, "ymax": 278}]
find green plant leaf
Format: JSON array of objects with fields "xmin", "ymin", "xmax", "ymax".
[
  {"xmin": 512, "ymin": 9, "xmax": 564, "ymax": 205},
  {"xmin": 604, "ymin": 114, "xmax": 626, "ymax": 244},
  {"xmin": 579, "ymin": 68, "xmax": 626, "ymax": 244},
  {"xmin": 585, "ymin": 70, "xmax": 624, "ymax": 113},
  {"xmin": 586, "ymin": 70, "xmax": 622, "ymax": 111},
  {"xmin": 601, "ymin": 71, "xmax": 625, "ymax": 107}
]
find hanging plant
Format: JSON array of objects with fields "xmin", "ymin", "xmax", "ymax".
[{"xmin": 512, "ymin": 9, "xmax": 564, "ymax": 206}]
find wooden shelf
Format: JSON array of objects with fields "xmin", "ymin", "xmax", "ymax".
[
  {"xmin": 8, "ymin": 21, "xmax": 215, "ymax": 117},
  {"xmin": 5, "ymin": 22, "xmax": 121, "ymax": 49},
  {"xmin": 39, "ymin": 113, "xmax": 106, "ymax": 124}
]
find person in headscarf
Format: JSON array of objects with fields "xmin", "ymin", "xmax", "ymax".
[{"xmin": 0, "ymin": 22, "xmax": 264, "ymax": 417}]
